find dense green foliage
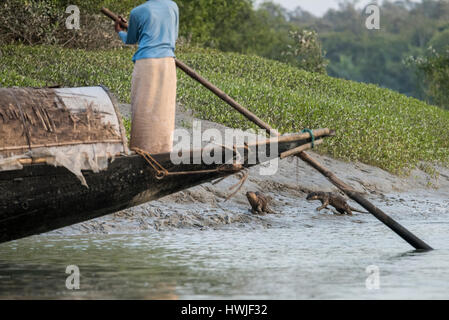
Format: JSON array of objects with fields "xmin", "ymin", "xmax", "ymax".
[
  {"xmin": 3, "ymin": 0, "xmax": 446, "ymax": 106},
  {"xmin": 0, "ymin": 0, "xmax": 327, "ymax": 73},
  {"xmin": 281, "ymin": 30, "xmax": 328, "ymax": 74},
  {"xmin": 174, "ymin": 0, "xmax": 449, "ymax": 105},
  {"xmin": 0, "ymin": 0, "xmax": 125, "ymax": 49},
  {"xmin": 407, "ymin": 47, "xmax": 449, "ymax": 109},
  {"xmin": 1, "ymin": 45, "xmax": 448, "ymax": 174},
  {"xmin": 304, "ymin": 0, "xmax": 449, "ymax": 104}
]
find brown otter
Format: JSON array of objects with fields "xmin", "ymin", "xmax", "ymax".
[
  {"xmin": 246, "ymin": 191, "xmax": 274, "ymax": 215},
  {"xmin": 306, "ymin": 191, "xmax": 367, "ymax": 215}
]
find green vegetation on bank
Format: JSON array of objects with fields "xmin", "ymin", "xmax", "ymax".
[
  {"xmin": 1, "ymin": 44, "xmax": 448, "ymax": 174},
  {"xmin": 2, "ymin": 0, "xmax": 449, "ymax": 108}
]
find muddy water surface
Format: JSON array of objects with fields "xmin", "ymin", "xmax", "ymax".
[
  {"xmin": 2, "ymin": 109, "xmax": 449, "ymax": 299},
  {"xmin": 0, "ymin": 191, "xmax": 448, "ymax": 299}
]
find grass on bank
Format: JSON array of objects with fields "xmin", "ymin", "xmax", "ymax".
[{"xmin": 1, "ymin": 44, "xmax": 448, "ymax": 174}]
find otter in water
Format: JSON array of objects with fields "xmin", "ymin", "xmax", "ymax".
[
  {"xmin": 246, "ymin": 191, "xmax": 274, "ymax": 215},
  {"xmin": 306, "ymin": 191, "xmax": 367, "ymax": 215}
]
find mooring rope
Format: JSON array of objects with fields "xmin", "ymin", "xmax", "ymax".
[
  {"xmin": 224, "ymin": 170, "xmax": 249, "ymax": 201},
  {"xmin": 132, "ymin": 147, "xmax": 244, "ymax": 180},
  {"xmin": 132, "ymin": 146, "xmax": 249, "ymax": 201}
]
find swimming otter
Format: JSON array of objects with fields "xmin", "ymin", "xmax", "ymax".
[
  {"xmin": 306, "ymin": 191, "xmax": 367, "ymax": 215},
  {"xmin": 246, "ymin": 191, "xmax": 274, "ymax": 215}
]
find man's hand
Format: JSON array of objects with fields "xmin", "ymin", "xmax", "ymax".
[{"xmin": 114, "ymin": 16, "xmax": 128, "ymax": 32}]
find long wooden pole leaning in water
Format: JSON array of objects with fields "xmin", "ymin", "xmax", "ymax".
[{"xmin": 101, "ymin": 7, "xmax": 433, "ymax": 250}]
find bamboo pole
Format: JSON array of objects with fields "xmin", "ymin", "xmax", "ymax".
[
  {"xmin": 175, "ymin": 59, "xmax": 279, "ymax": 137},
  {"xmin": 101, "ymin": 8, "xmax": 433, "ymax": 250},
  {"xmin": 102, "ymin": 7, "xmax": 277, "ymax": 136},
  {"xmin": 280, "ymin": 139, "xmax": 323, "ymax": 159},
  {"xmin": 171, "ymin": 59, "xmax": 433, "ymax": 250},
  {"xmin": 18, "ymin": 158, "xmax": 52, "ymax": 165}
]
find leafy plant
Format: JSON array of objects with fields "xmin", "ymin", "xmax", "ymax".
[
  {"xmin": 0, "ymin": 0, "xmax": 126, "ymax": 49},
  {"xmin": 281, "ymin": 30, "xmax": 328, "ymax": 74},
  {"xmin": 407, "ymin": 47, "xmax": 449, "ymax": 109}
]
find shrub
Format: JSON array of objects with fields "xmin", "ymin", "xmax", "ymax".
[
  {"xmin": 0, "ymin": 0, "xmax": 62, "ymax": 45},
  {"xmin": 0, "ymin": 0, "xmax": 124, "ymax": 49},
  {"xmin": 281, "ymin": 30, "xmax": 329, "ymax": 74},
  {"xmin": 407, "ymin": 47, "xmax": 449, "ymax": 109}
]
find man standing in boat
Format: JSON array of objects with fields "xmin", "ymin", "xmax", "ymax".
[{"xmin": 115, "ymin": 0, "xmax": 179, "ymax": 154}]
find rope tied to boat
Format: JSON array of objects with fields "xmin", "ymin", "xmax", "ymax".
[
  {"xmin": 224, "ymin": 170, "xmax": 249, "ymax": 201},
  {"xmin": 132, "ymin": 146, "xmax": 249, "ymax": 201},
  {"xmin": 301, "ymin": 128, "xmax": 315, "ymax": 148},
  {"xmin": 132, "ymin": 147, "xmax": 245, "ymax": 180}
]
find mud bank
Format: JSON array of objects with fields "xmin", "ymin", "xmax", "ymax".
[{"xmin": 50, "ymin": 104, "xmax": 449, "ymax": 235}]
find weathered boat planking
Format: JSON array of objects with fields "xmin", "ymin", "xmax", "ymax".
[{"xmin": 0, "ymin": 131, "xmax": 333, "ymax": 243}]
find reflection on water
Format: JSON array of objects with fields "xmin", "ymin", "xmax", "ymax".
[{"xmin": 1, "ymin": 193, "xmax": 449, "ymax": 299}]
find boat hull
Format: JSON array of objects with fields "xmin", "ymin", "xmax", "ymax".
[
  {"xmin": 0, "ymin": 155, "xmax": 229, "ymax": 243},
  {"xmin": 0, "ymin": 131, "xmax": 333, "ymax": 243}
]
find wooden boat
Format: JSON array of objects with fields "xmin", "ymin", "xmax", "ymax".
[{"xmin": 0, "ymin": 86, "xmax": 334, "ymax": 243}]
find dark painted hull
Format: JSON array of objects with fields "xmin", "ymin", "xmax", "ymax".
[{"xmin": 0, "ymin": 134, "xmax": 325, "ymax": 243}]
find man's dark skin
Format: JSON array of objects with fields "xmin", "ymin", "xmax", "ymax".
[
  {"xmin": 114, "ymin": 16, "xmax": 127, "ymax": 33},
  {"xmin": 246, "ymin": 191, "xmax": 274, "ymax": 215},
  {"xmin": 306, "ymin": 191, "xmax": 367, "ymax": 215}
]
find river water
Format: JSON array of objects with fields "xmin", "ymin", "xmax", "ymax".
[{"xmin": 0, "ymin": 191, "xmax": 448, "ymax": 300}]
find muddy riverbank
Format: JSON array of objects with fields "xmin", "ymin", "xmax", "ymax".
[
  {"xmin": 2, "ymin": 104, "xmax": 449, "ymax": 300},
  {"xmin": 48, "ymin": 104, "xmax": 449, "ymax": 236}
]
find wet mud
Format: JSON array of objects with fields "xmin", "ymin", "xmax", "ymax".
[{"xmin": 50, "ymin": 104, "xmax": 449, "ymax": 236}]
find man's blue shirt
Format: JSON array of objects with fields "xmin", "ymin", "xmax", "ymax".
[{"xmin": 118, "ymin": 0, "xmax": 179, "ymax": 63}]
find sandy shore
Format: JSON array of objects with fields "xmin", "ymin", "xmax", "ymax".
[{"xmin": 50, "ymin": 104, "xmax": 449, "ymax": 235}]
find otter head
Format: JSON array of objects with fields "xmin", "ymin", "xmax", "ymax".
[
  {"xmin": 306, "ymin": 192, "xmax": 319, "ymax": 201},
  {"xmin": 246, "ymin": 191, "xmax": 258, "ymax": 202}
]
